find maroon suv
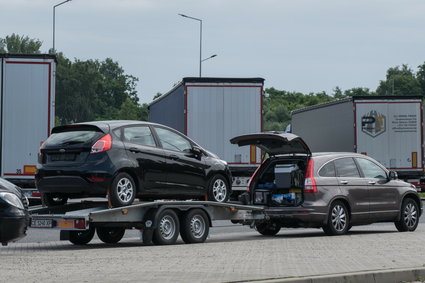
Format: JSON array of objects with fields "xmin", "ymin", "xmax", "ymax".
[{"xmin": 231, "ymin": 132, "xmax": 422, "ymax": 236}]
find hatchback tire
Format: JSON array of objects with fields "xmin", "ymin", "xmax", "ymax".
[
  {"xmin": 41, "ymin": 193, "xmax": 68, "ymax": 207},
  {"xmin": 109, "ymin": 173, "xmax": 136, "ymax": 207},
  {"xmin": 208, "ymin": 175, "xmax": 230, "ymax": 203},
  {"xmin": 323, "ymin": 200, "xmax": 350, "ymax": 236},
  {"xmin": 395, "ymin": 198, "xmax": 419, "ymax": 232}
]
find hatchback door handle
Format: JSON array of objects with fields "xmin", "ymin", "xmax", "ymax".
[
  {"xmin": 169, "ymin": 155, "xmax": 180, "ymax": 160},
  {"xmin": 129, "ymin": 147, "xmax": 142, "ymax": 153},
  {"xmin": 340, "ymin": 180, "xmax": 348, "ymax": 185},
  {"xmin": 368, "ymin": 181, "xmax": 376, "ymax": 185}
]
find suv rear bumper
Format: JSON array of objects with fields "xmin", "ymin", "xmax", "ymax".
[{"xmin": 264, "ymin": 207, "xmax": 327, "ymax": 227}]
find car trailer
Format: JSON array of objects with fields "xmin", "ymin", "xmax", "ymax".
[{"xmin": 29, "ymin": 200, "xmax": 266, "ymax": 245}]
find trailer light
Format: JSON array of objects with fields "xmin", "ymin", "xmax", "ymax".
[
  {"xmin": 74, "ymin": 219, "xmax": 86, "ymax": 229},
  {"xmin": 121, "ymin": 209, "xmax": 129, "ymax": 215},
  {"xmin": 32, "ymin": 191, "xmax": 41, "ymax": 197},
  {"xmin": 91, "ymin": 134, "xmax": 112, "ymax": 154},
  {"xmin": 230, "ymin": 207, "xmax": 238, "ymax": 212},
  {"xmin": 24, "ymin": 165, "xmax": 36, "ymax": 175},
  {"xmin": 58, "ymin": 220, "xmax": 74, "ymax": 228}
]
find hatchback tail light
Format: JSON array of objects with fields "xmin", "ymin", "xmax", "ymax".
[
  {"xmin": 91, "ymin": 134, "xmax": 112, "ymax": 154},
  {"xmin": 304, "ymin": 159, "xmax": 317, "ymax": 193}
]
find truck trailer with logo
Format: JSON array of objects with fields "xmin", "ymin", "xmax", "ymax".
[
  {"xmin": 0, "ymin": 54, "xmax": 56, "ymax": 200},
  {"xmin": 148, "ymin": 77, "xmax": 265, "ymax": 194},
  {"xmin": 291, "ymin": 96, "xmax": 424, "ymax": 189}
]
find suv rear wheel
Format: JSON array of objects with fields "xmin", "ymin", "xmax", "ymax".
[
  {"xmin": 109, "ymin": 173, "xmax": 136, "ymax": 207},
  {"xmin": 323, "ymin": 200, "xmax": 350, "ymax": 236}
]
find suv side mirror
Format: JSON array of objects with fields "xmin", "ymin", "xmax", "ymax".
[{"xmin": 388, "ymin": 170, "xmax": 398, "ymax": 180}]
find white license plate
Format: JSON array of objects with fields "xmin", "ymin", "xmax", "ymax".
[{"xmin": 31, "ymin": 219, "xmax": 53, "ymax": 228}]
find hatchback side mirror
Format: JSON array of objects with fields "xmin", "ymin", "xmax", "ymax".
[
  {"xmin": 191, "ymin": 146, "xmax": 203, "ymax": 156},
  {"xmin": 388, "ymin": 170, "xmax": 398, "ymax": 180}
]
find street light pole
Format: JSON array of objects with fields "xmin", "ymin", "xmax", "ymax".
[
  {"xmin": 53, "ymin": 0, "xmax": 72, "ymax": 53},
  {"xmin": 178, "ymin": 13, "xmax": 203, "ymax": 77}
]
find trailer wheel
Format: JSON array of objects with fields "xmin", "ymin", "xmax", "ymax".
[
  {"xmin": 69, "ymin": 227, "xmax": 95, "ymax": 245},
  {"xmin": 208, "ymin": 175, "xmax": 230, "ymax": 203},
  {"xmin": 41, "ymin": 193, "xmax": 68, "ymax": 207},
  {"xmin": 152, "ymin": 209, "xmax": 180, "ymax": 245},
  {"xmin": 110, "ymin": 173, "xmax": 136, "ymax": 207},
  {"xmin": 96, "ymin": 227, "xmax": 125, "ymax": 244},
  {"xmin": 180, "ymin": 209, "xmax": 209, "ymax": 244},
  {"xmin": 255, "ymin": 221, "xmax": 281, "ymax": 236}
]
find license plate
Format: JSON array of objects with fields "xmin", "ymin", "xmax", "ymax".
[{"xmin": 31, "ymin": 219, "xmax": 53, "ymax": 228}]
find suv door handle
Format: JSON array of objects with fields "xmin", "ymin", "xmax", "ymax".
[
  {"xmin": 129, "ymin": 147, "xmax": 142, "ymax": 153},
  {"xmin": 368, "ymin": 181, "xmax": 376, "ymax": 185},
  {"xmin": 340, "ymin": 180, "xmax": 348, "ymax": 185}
]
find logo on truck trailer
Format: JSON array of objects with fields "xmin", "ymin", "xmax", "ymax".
[{"xmin": 361, "ymin": 110, "xmax": 386, "ymax": 137}]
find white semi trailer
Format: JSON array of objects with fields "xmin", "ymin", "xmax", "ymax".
[
  {"xmin": 0, "ymin": 54, "xmax": 56, "ymax": 199},
  {"xmin": 149, "ymin": 77, "xmax": 265, "ymax": 194},
  {"xmin": 292, "ymin": 96, "xmax": 424, "ymax": 189}
]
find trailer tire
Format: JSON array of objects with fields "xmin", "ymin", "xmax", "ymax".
[
  {"xmin": 152, "ymin": 209, "xmax": 180, "ymax": 245},
  {"xmin": 41, "ymin": 193, "xmax": 68, "ymax": 207},
  {"xmin": 96, "ymin": 227, "xmax": 125, "ymax": 244},
  {"xmin": 69, "ymin": 227, "xmax": 95, "ymax": 245},
  {"xmin": 180, "ymin": 209, "xmax": 209, "ymax": 244},
  {"xmin": 110, "ymin": 173, "xmax": 136, "ymax": 207},
  {"xmin": 255, "ymin": 221, "xmax": 281, "ymax": 236},
  {"xmin": 208, "ymin": 175, "xmax": 230, "ymax": 203}
]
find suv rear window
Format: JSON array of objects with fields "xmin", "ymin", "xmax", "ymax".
[{"xmin": 45, "ymin": 130, "xmax": 100, "ymax": 146}]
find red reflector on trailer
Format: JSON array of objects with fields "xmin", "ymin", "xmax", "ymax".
[
  {"xmin": 74, "ymin": 219, "xmax": 86, "ymax": 229},
  {"xmin": 88, "ymin": 177, "xmax": 106, "ymax": 182},
  {"xmin": 32, "ymin": 191, "xmax": 41, "ymax": 197}
]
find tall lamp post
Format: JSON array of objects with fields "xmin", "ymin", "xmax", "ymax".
[
  {"xmin": 178, "ymin": 13, "xmax": 203, "ymax": 77},
  {"xmin": 53, "ymin": 0, "xmax": 72, "ymax": 53}
]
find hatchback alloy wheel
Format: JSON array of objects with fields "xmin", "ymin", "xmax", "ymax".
[{"xmin": 117, "ymin": 177, "xmax": 134, "ymax": 203}]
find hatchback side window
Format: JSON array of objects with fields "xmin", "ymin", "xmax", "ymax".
[
  {"xmin": 356, "ymin": 158, "xmax": 387, "ymax": 179},
  {"xmin": 334, "ymin": 158, "xmax": 360, "ymax": 178},
  {"xmin": 123, "ymin": 126, "xmax": 156, "ymax": 147},
  {"xmin": 319, "ymin": 161, "xmax": 336, "ymax": 177},
  {"xmin": 155, "ymin": 127, "xmax": 192, "ymax": 152}
]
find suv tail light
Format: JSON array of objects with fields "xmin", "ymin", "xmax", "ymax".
[
  {"xmin": 91, "ymin": 134, "xmax": 112, "ymax": 154},
  {"xmin": 304, "ymin": 159, "xmax": 317, "ymax": 193}
]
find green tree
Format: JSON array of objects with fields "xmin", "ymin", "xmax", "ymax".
[
  {"xmin": 0, "ymin": 33, "xmax": 42, "ymax": 54},
  {"xmin": 376, "ymin": 64, "xmax": 422, "ymax": 96},
  {"xmin": 417, "ymin": 62, "xmax": 425, "ymax": 96},
  {"xmin": 344, "ymin": 87, "xmax": 374, "ymax": 97}
]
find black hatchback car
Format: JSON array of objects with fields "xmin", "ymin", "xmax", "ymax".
[
  {"xmin": 231, "ymin": 132, "xmax": 422, "ymax": 236},
  {"xmin": 36, "ymin": 120, "xmax": 232, "ymax": 207},
  {"xmin": 0, "ymin": 178, "xmax": 29, "ymax": 246}
]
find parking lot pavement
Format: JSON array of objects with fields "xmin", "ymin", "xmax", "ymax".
[{"xmin": 1, "ymin": 223, "xmax": 425, "ymax": 283}]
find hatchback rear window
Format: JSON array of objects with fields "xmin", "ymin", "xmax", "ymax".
[{"xmin": 45, "ymin": 130, "xmax": 100, "ymax": 146}]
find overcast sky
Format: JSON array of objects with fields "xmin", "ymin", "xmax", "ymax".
[{"xmin": 1, "ymin": 0, "xmax": 424, "ymax": 103}]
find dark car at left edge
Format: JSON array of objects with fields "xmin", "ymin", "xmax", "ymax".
[
  {"xmin": 36, "ymin": 120, "xmax": 232, "ymax": 207},
  {"xmin": 0, "ymin": 178, "xmax": 29, "ymax": 246}
]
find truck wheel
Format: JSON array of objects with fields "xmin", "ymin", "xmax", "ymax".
[
  {"xmin": 208, "ymin": 175, "xmax": 230, "ymax": 203},
  {"xmin": 41, "ymin": 193, "xmax": 68, "ymax": 207},
  {"xmin": 152, "ymin": 209, "xmax": 180, "ymax": 245},
  {"xmin": 323, "ymin": 200, "xmax": 350, "ymax": 236},
  {"xmin": 110, "ymin": 173, "xmax": 136, "ymax": 207},
  {"xmin": 255, "ymin": 221, "xmax": 281, "ymax": 236},
  {"xmin": 395, "ymin": 198, "xmax": 419, "ymax": 232},
  {"xmin": 96, "ymin": 227, "xmax": 125, "ymax": 244},
  {"xmin": 180, "ymin": 209, "xmax": 209, "ymax": 244},
  {"xmin": 69, "ymin": 227, "xmax": 95, "ymax": 245}
]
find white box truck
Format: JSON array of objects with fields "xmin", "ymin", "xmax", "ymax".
[
  {"xmin": 292, "ymin": 96, "xmax": 424, "ymax": 189},
  {"xmin": 0, "ymin": 54, "xmax": 56, "ymax": 200},
  {"xmin": 148, "ymin": 77, "xmax": 264, "ymax": 193}
]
